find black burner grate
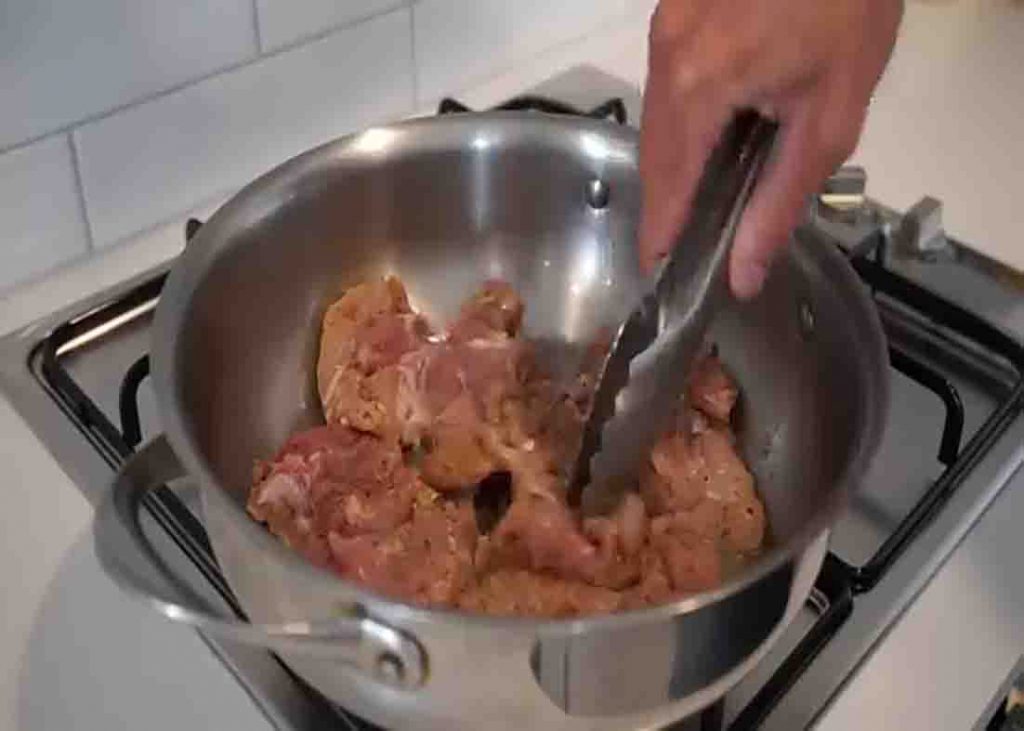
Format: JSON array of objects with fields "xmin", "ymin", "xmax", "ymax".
[
  {"xmin": 438, "ymin": 94, "xmax": 628, "ymax": 124},
  {"xmin": 34, "ymin": 97, "xmax": 1024, "ymax": 731}
]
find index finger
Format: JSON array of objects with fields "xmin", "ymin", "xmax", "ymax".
[{"xmin": 637, "ymin": 56, "xmax": 728, "ymax": 273}]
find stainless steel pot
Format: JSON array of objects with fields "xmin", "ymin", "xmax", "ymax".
[{"xmin": 93, "ymin": 112, "xmax": 889, "ymax": 729}]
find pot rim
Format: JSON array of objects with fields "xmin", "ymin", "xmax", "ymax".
[{"xmin": 152, "ymin": 111, "xmax": 890, "ymax": 632}]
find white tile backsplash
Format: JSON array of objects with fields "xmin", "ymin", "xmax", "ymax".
[
  {"xmin": 256, "ymin": 0, "xmax": 406, "ymax": 51},
  {"xmin": 0, "ymin": 0, "xmax": 657, "ymax": 288},
  {"xmin": 74, "ymin": 8, "xmax": 415, "ymax": 248},
  {"xmin": 413, "ymin": 0, "xmax": 629, "ymax": 102},
  {"xmin": 0, "ymin": 0, "xmax": 257, "ymax": 151},
  {"xmin": 0, "ymin": 136, "xmax": 89, "ymax": 292}
]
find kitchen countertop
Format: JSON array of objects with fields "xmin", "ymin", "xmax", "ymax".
[{"xmin": 1, "ymin": 2, "xmax": 1022, "ymax": 729}]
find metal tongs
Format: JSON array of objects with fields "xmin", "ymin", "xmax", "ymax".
[{"xmin": 569, "ymin": 110, "xmax": 778, "ymax": 516}]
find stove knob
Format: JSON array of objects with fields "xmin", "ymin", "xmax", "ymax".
[
  {"xmin": 816, "ymin": 166, "xmax": 867, "ymax": 225},
  {"xmin": 893, "ymin": 196, "xmax": 953, "ymax": 261}
]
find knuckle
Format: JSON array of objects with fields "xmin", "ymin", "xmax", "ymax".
[
  {"xmin": 672, "ymin": 57, "xmax": 711, "ymax": 97},
  {"xmin": 723, "ymin": 36, "xmax": 761, "ymax": 92}
]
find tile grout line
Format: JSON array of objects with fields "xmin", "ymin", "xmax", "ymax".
[
  {"xmin": 0, "ymin": 4, "xmax": 409, "ymax": 159},
  {"xmin": 65, "ymin": 132, "xmax": 95, "ymax": 251},
  {"xmin": 250, "ymin": 0, "xmax": 264, "ymax": 54}
]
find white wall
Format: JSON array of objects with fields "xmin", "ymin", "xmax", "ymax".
[{"xmin": 0, "ymin": 0, "xmax": 654, "ymax": 294}]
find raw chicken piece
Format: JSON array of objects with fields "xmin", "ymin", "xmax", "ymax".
[
  {"xmin": 317, "ymin": 277, "xmax": 412, "ymax": 394},
  {"xmin": 722, "ymin": 495, "xmax": 766, "ymax": 553},
  {"xmin": 247, "ymin": 425, "xmax": 421, "ymax": 547},
  {"xmin": 485, "ymin": 496, "xmax": 603, "ymax": 582},
  {"xmin": 461, "ymin": 341, "xmax": 532, "ymax": 419},
  {"xmin": 324, "ymin": 366, "xmax": 404, "ymax": 439},
  {"xmin": 642, "ymin": 420, "xmax": 763, "ymax": 557},
  {"xmin": 484, "ymin": 494, "xmax": 641, "ymax": 590},
  {"xmin": 252, "ymin": 276, "xmax": 769, "ymax": 616},
  {"xmin": 650, "ymin": 500, "xmax": 726, "ymax": 546},
  {"xmin": 247, "ymin": 464, "xmax": 332, "ymax": 568},
  {"xmin": 642, "ymin": 426, "xmax": 756, "ymax": 518},
  {"xmin": 397, "ymin": 336, "xmax": 530, "ymax": 446},
  {"xmin": 642, "ymin": 433, "xmax": 708, "ymax": 514},
  {"xmin": 595, "ymin": 492, "xmax": 648, "ymax": 558},
  {"xmin": 317, "ymin": 278, "xmax": 430, "ymax": 436},
  {"xmin": 648, "ymin": 507, "xmax": 724, "ymax": 592},
  {"xmin": 697, "ymin": 427, "xmax": 757, "ymax": 504},
  {"xmin": 419, "ymin": 394, "xmax": 498, "ymax": 491},
  {"xmin": 687, "ymin": 353, "xmax": 739, "ymax": 423},
  {"xmin": 448, "ymin": 280, "xmax": 524, "ymax": 343},
  {"xmin": 458, "ymin": 570, "xmax": 621, "ymax": 617},
  {"xmin": 328, "ymin": 495, "xmax": 477, "ymax": 606},
  {"xmin": 622, "ymin": 547, "xmax": 675, "ymax": 608},
  {"xmin": 656, "ymin": 538, "xmax": 722, "ymax": 593},
  {"xmin": 489, "ymin": 440, "xmax": 564, "ymax": 502}
]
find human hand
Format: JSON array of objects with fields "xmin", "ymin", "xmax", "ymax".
[{"xmin": 638, "ymin": 0, "xmax": 902, "ymax": 298}]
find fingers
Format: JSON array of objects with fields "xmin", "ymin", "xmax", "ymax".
[
  {"xmin": 637, "ymin": 83, "xmax": 726, "ymax": 273},
  {"xmin": 638, "ymin": 0, "xmax": 727, "ymax": 273},
  {"xmin": 729, "ymin": 90, "xmax": 865, "ymax": 299},
  {"xmin": 638, "ymin": 0, "xmax": 794, "ymax": 275}
]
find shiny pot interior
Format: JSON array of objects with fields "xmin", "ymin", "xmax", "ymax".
[{"xmin": 150, "ymin": 113, "xmax": 889, "ymax": 727}]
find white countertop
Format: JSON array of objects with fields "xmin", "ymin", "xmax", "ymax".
[
  {"xmin": 1, "ymin": 3, "xmax": 1022, "ymax": 729},
  {"xmin": 817, "ymin": 458, "xmax": 1024, "ymax": 730}
]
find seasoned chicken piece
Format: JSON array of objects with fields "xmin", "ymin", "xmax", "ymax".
[
  {"xmin": 484, "ymin": 494, "xmax": 641, "ymax": 589},
  {"xmin": 320, "ymin": 314, "xmax": 429, "ymax": 432},
  {"xmin": 419, "ymin": 394, "xmax": 498, "ymax": 491},
  {"xmin": 722, "ymin": 494, "xmax": 766, "ymax": 553},
  {"xmin": 485, "ymin": 496, "xmax": 602, "ymax": 581},
  {"xmin": 458, "ymin": 570, "xmax": 621, "ymax": 617},
  {"xmin": 649, "ymin": 507, "xmax": 724, "ymax": 592},
  {"xmin": 317, "ymin": 277, "xmax": 430, "ymax": 436},
  {"xmin": 622, "ymin": 547, "xmax": 675, "ymax": 608},
  {"xmin": 253, "ymin": 275, "xmax": 768, "ymax": 616},
  {"xmin": 642, "ymin": 434, "xmax": 707, "ymax": 513},
  {"xmin": 248, "ymin": 425, "xmax": 421, "ymax": 548},
  {"xmin": 458, "ymin": 340, "xmax": 532, "ymax": 420},
  {"xmin": 656, "ymin": 538, "xmax": 722, "ymax": 594},
  {"xmin": 650, "ymin": 500, "xmax": 726, "ymax": 545},
  {"xmin": 489, "ymin": 440, "xmax": 564, "ymax": 502},
  {"xmin": 641, "ymin": 426, "xmax": 756, "ymax": 516},
  {"xmin": 404, "ymin": 339, "xmax": 532, "ymax": 490},
  {"xmin": 247, "ymin": 459, "xmax": 332, "ymax": 568},
  {"xmin": 687, "ymin": 353, "xmax": 739, "ymax": 423},
  {"xmin": 697, "ymin": 427, "xmax": 757, "ymax": 504},
  {"xmin": 317, "ymin": 276, "xmax": 411, "ymax": 392},
  {"xmin": 396, "ymin": 338, "xmax": 531, "ymax": 441},
  {"xmin": 328, "ymin": 496, "xmax": 477, "ymax": 606},
  {"xmin": 585, "ymin": 492, "xmax": 648, "ymax": 559},
  {"xmin": 448, "ymin": 280, "xmax": 524, "ymax": 343},
  {"xmin": 581, "ymin": 493, "xmax": 648, "ymax": 589},
  {"xmin": 323, "ymin": 365, "xmax": 405, "ymax": 438}
]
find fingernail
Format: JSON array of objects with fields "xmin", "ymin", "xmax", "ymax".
[{"xmin": 732, "ymin": 260, "xmax": 768, "ymax": 300}]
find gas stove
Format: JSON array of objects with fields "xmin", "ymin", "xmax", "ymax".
[{"xmin": 1, "ymin": 86, "xmax": 1022, "ymax": 730}]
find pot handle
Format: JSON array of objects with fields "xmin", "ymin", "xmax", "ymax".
[{"xmin": 93, "ymin": 435, "xmax": 427, "ymax": 690}]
